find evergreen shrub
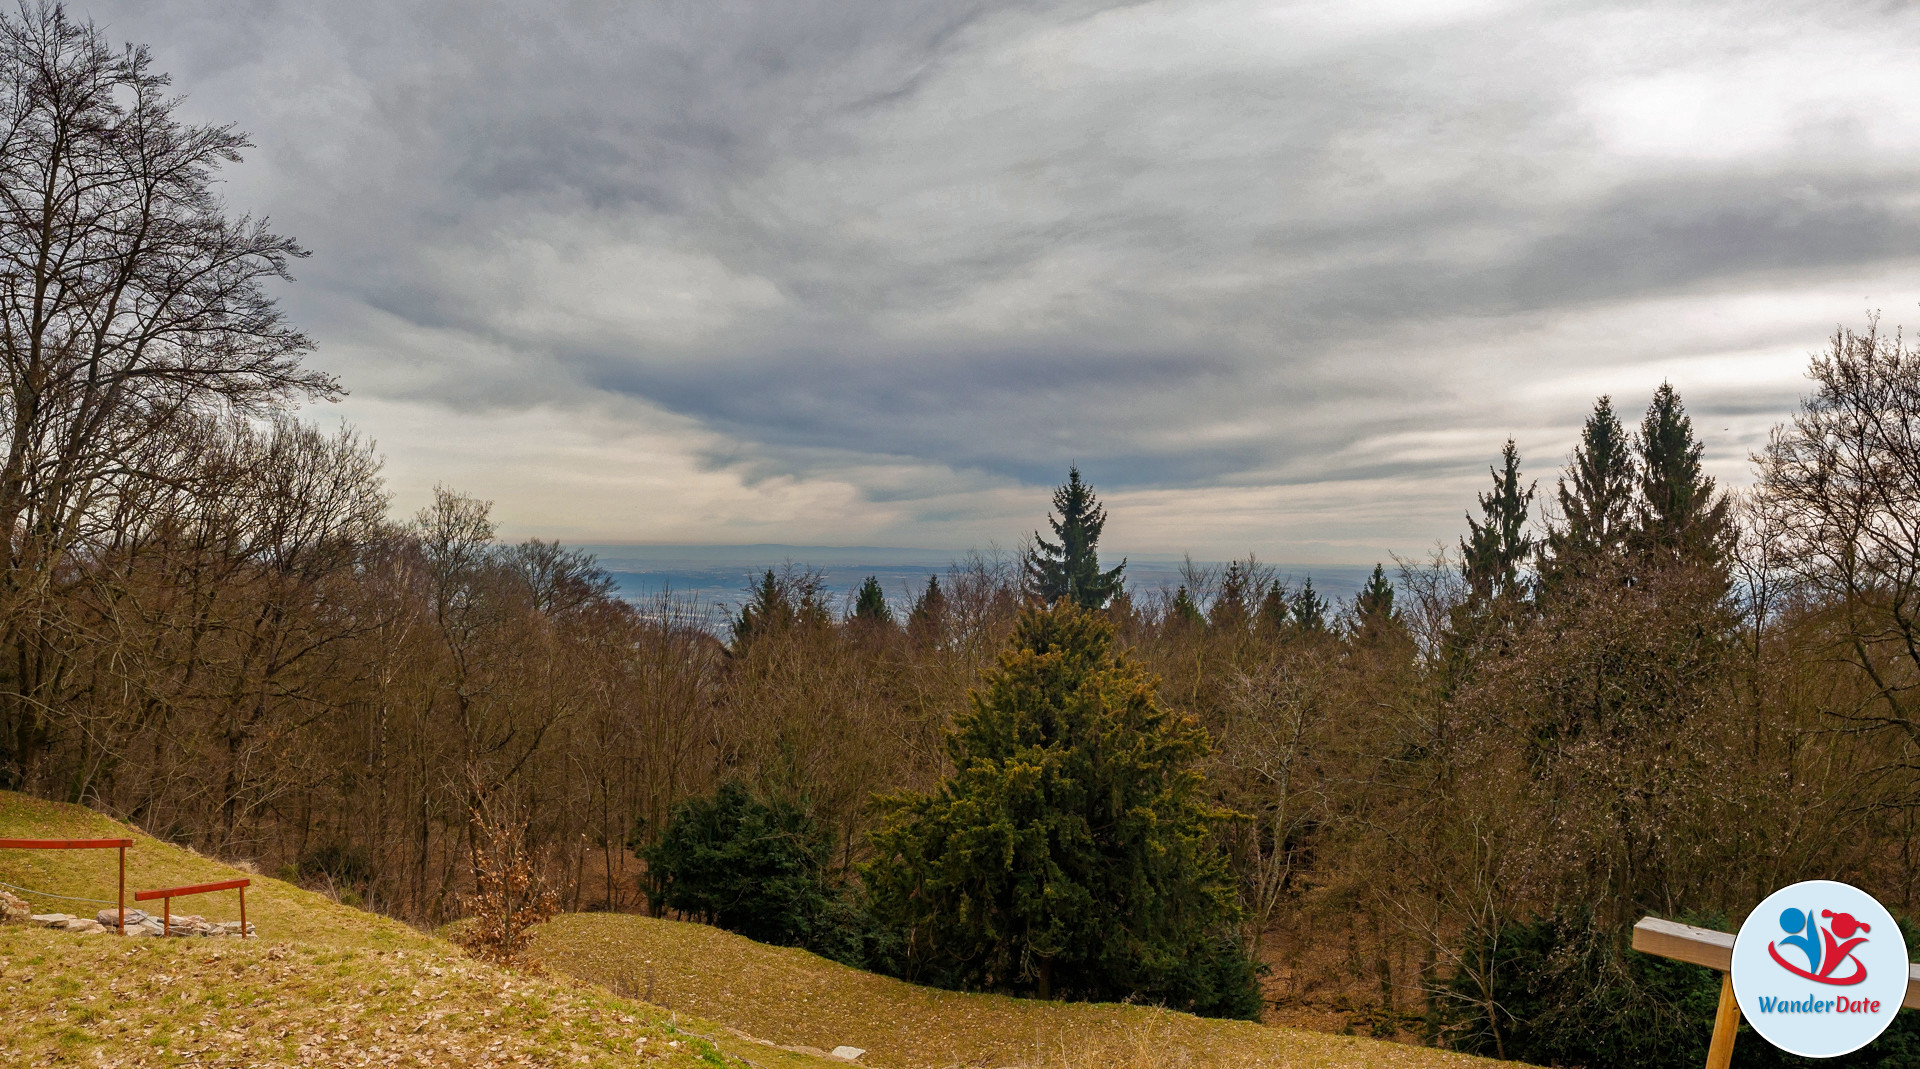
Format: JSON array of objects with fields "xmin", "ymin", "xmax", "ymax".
[{"xmin": 640, "ymin": 781, "xmax": 877, "ymax": 965}]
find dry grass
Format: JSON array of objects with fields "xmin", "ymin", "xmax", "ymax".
[
  {"xmin": 0, "ymin": 791, "xmax": 845, "ymax": 1069},
  {"xmin": 0, "ymin": 792, "xmax": 1517, "ymax": 1069},
  {"xmin": 527, "ymin": 913, "xmax": 1512, "ymax": 1069},
  {"xmin": 0, "ymin": 791, "xmax": 425, "ymax": 953}
]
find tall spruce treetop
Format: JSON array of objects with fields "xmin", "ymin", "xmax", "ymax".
[
  {"xmin": 1461, "ymin": 440, "xmax": 1537, "ymax": 601},
  {"xmin": 1352, "ymin": 564, "xmax": 1397, "ymax": 630},
  {"xmin": 906, "ymin": 574, "xmax": 946, "ymax": 641},
  {"xmin": 851, "ymin": 575, "xmax": 893, "ymax": 627},
  {"xmin": 1633, "ymin": 383, "xmax": 1730, "ymax": 567},
  {"xmin": 1290, "ymin": 577, "xmax": 1329, "ymax": 633},
  {"xmin": 1543, "ymin": 396, "xmax": 1636, "ymax": 577},
  {"xmin": 1026, "ymin": 466, "xmax": 1126, "ymax": 609}
]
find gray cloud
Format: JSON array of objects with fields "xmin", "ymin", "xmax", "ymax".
[{"xmin": 69, "ymin": 0, "xmax": 1920, "ymax": 553}]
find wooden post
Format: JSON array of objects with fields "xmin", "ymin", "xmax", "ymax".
[
  {"xmin": 1705, "ymin": 972, "xmax": 1739, "ymax": 1069},
  {"xmin": 117, "ymin": 844, "xmax": 125, "ymax": 936},
  {"xmin": 238, "ymin": 885, "xmax": 247, "ymax": 939},
  {"xmin": 163, "ymin": 896, "xmax": 170, "ymax": 937}
]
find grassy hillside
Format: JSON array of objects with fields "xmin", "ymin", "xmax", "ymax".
[
  {"xmin": 528, "ymin": 913, "xmax": 1507, "ymax": 1069},
  {"xmin": 0, "ymin": 792, "xmax": 843, "ymax": 1068},
  {"xmin": 1, "ymin": 792, "xmax": 1518, "ymax": 1069}
]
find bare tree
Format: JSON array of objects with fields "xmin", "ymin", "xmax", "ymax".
[
  {"xmin": 1757, "ymin": 319, "xmax": 1920, "ymax": 782},
  {"xmin": 0, "ymin": 3, "xmax": 336, "ymax": 784}
]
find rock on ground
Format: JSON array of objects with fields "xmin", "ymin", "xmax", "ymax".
[{"xmin": 23, "ymin": 908, "xmax": 250, "ymax": 937}]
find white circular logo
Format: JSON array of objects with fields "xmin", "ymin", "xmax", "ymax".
[{"xmin": 1732, "ymin": 880, "xmax": 1908, "ymax": 1058}]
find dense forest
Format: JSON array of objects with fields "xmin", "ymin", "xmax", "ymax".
[{"xmin": 5, "ymin": 5, "xmax": 1920, "ymax": 1066}]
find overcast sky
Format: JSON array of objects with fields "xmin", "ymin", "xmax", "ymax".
[{"xmin": 78, "ymin": 0, "xmax": 1920, "ymax": 562}]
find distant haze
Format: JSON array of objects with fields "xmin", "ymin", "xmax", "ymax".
[
  {"xmin": 74, "ymin": 1, "xmax": 1920, "ymax": 560},
  {"xmin": 582, "ymin": 545, "xmax": 1380, "ymax": 621}
]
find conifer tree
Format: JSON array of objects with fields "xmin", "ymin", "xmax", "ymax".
[
  {"xmin": 733, "ymin": 569, "xmax": 790, "ymax": 646},
  {"xmin": 1170, "ymin": 584, "xmax": 1206, "ymax": 629},
  {"xmin": 1207, "ymin": 560, "xmax": 1255, "ymax": 632},
  {"xmin": 864, "ymin": 602, "xmax": 1260, "ymax": 1018},
  {"xmin": 1290, "ymin": 577, "xmax": 1329, "ymax": 633},
  {"xmin": 907, "ymin": 574, "xmax": 946, "ymax": 641},
  {"xmin": 1542, "ymin": 396, "xmax": 1636, "ymax": 582},
  {"xmin": 851, "ymin": 575, "xmax": 893, "ymax": 626},
  {"xmin": 1461, "ymin": 440, "xmax": 1537, "ymax": 601},
  {"xmin": 1025, "ymin": 466, "xmax": 1126, "ymax": 610},
  {"xmin": 1352, "ymin": 563, "xmax": 1397, "ymax": 630},
  {"xmin": 1257, "ymin": 584, "xmax": 1290, "ymax": 633},
  {"xmin": 642, "ymin": 782, "xmax": 844, "ymax": 952},
  {"xmin": 1632, "ymin": 383, "xmax": 1730, "ymax": 569},
  {"xmin": 732, "ymin": 566, "xmax": 830, "ymax": 646}
]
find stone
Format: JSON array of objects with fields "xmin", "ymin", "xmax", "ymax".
[
  {"xmin": 18, "ymin": 907, "xmax": 248, "ymax": 938},
  {"xmin": 830, "ymin": 1047, "xmax": 866, "ymax": 1061},
  {"xmin": 0, "ymin": 890, "xmax": 29, "ymax": 921}
]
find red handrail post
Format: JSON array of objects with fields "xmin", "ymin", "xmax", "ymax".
[{"xmin": 239, "ymin": 885, "xmax": 247, "ymax": 939}]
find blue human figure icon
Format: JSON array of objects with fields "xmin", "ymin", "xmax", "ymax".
[{"xmin": 1779, "ymin": 907, "xmax": 1822, "ymax": 974}]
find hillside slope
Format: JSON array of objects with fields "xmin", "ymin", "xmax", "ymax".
[
  {"xmin": 529, "ymin": 913, "xmax": 1508, "ymax": 1069},
  {"xmin": 0, "ymin": 791, "xmax": 843, "ymax": 1068}
]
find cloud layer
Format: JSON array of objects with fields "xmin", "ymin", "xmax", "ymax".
[{"xmin": 78, "ymin": 0, "xmax": 1920, "ymax": 558}]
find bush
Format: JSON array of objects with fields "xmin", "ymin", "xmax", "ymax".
[
  {"xmin": 640, "ymin": 781, "xmax": 870, "ymax": 964},
  {"xmin": 455, "ymin": 806, "xmax": 558, "ymax": 967},
  {"xmin": 1446, "ymin": 910, "xmax": 1920, "ymax": 1068}
]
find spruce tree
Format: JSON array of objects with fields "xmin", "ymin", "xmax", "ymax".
[
  {"xmin": 1632, "ymin": 383, "xmax": 1730, "ymax": 569},
  {"xmin": 1169, "ymin": 584, "xmax": 1206, "ymax": 629},
  {"xmin": 1542, "ymin": 396, "xmax": 1636, "ymax": 582},
  {"xmin": 907, "ymin": 574, "xmax": 946, "ymax": 641},
  {"xmin": 1025, "ymin": 466, "xmax": 1126, "ymax": 610},
  {"xmin": 732, "ymin": 569, "xmax": 790, "ymax": 646},
  {"xmin": 1352, "ymin": 563, "xmax": 1397, "ymax": 630},
  {"xmin": 1207, "ymin": 560, "xmax": 1255, "ymax": 632},
  {"xmin": 1461, "ymin": 440, "xmax": 1537, "ymax": 601},
  {"xmin": 851, "ymin": 575, "xmax": 893, "ymax": 626},
  {"xmin": 1290, "ymin": 576, "xmax": 1329, "ymax": 633},
  {"xmin": 864, "ymin": 602, "xmax": 1260, "ymax": 1018},
  {"xmin": 733, "ymin": 566, "xmax": 830, "ymax": 646},
  {"xmin": 1257, "ymin": 584, "xmax": 1290, "ymax": 633}
]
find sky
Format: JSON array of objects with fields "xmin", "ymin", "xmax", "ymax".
[{"xmin": 76, "ymin": 0, "xmax": 1920, "ymax": 563}]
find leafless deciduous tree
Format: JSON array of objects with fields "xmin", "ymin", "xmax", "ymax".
[
  {"xmin": 1758, "ymin": 319, "xmax": 1920, "ymax": 782},
  {"xmin": 0, "ymin": 3, "xmax": 335, "ymax": 783}
]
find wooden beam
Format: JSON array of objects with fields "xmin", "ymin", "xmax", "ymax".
[
  {"xmin": 1632, "ymin": 916, "xmax": 1734, "ymax": 971},
  {"xmin": 1633, "ymin": 915, "xmax": 1920, "ymax": 1010},
  {"xmin": 0, "ymin": 838, "xmax": 134, "ymax": 849},
  {"xmin": 133, "ymin": 877, "xmax": 249, "ymax": 901}
]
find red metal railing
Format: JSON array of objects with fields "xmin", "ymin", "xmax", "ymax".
[
  {"xmin": 0, "ymin": 838, "xmax": 134, "ymax": 934},
  {"xmin": 135, "ymin": 877, "xmax": 250, "ymax": 938}
]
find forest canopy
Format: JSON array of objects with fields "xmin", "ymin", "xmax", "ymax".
[{"xmin": 2, "ymin": 5, "xmax": 1919, "ymax": 1064}]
